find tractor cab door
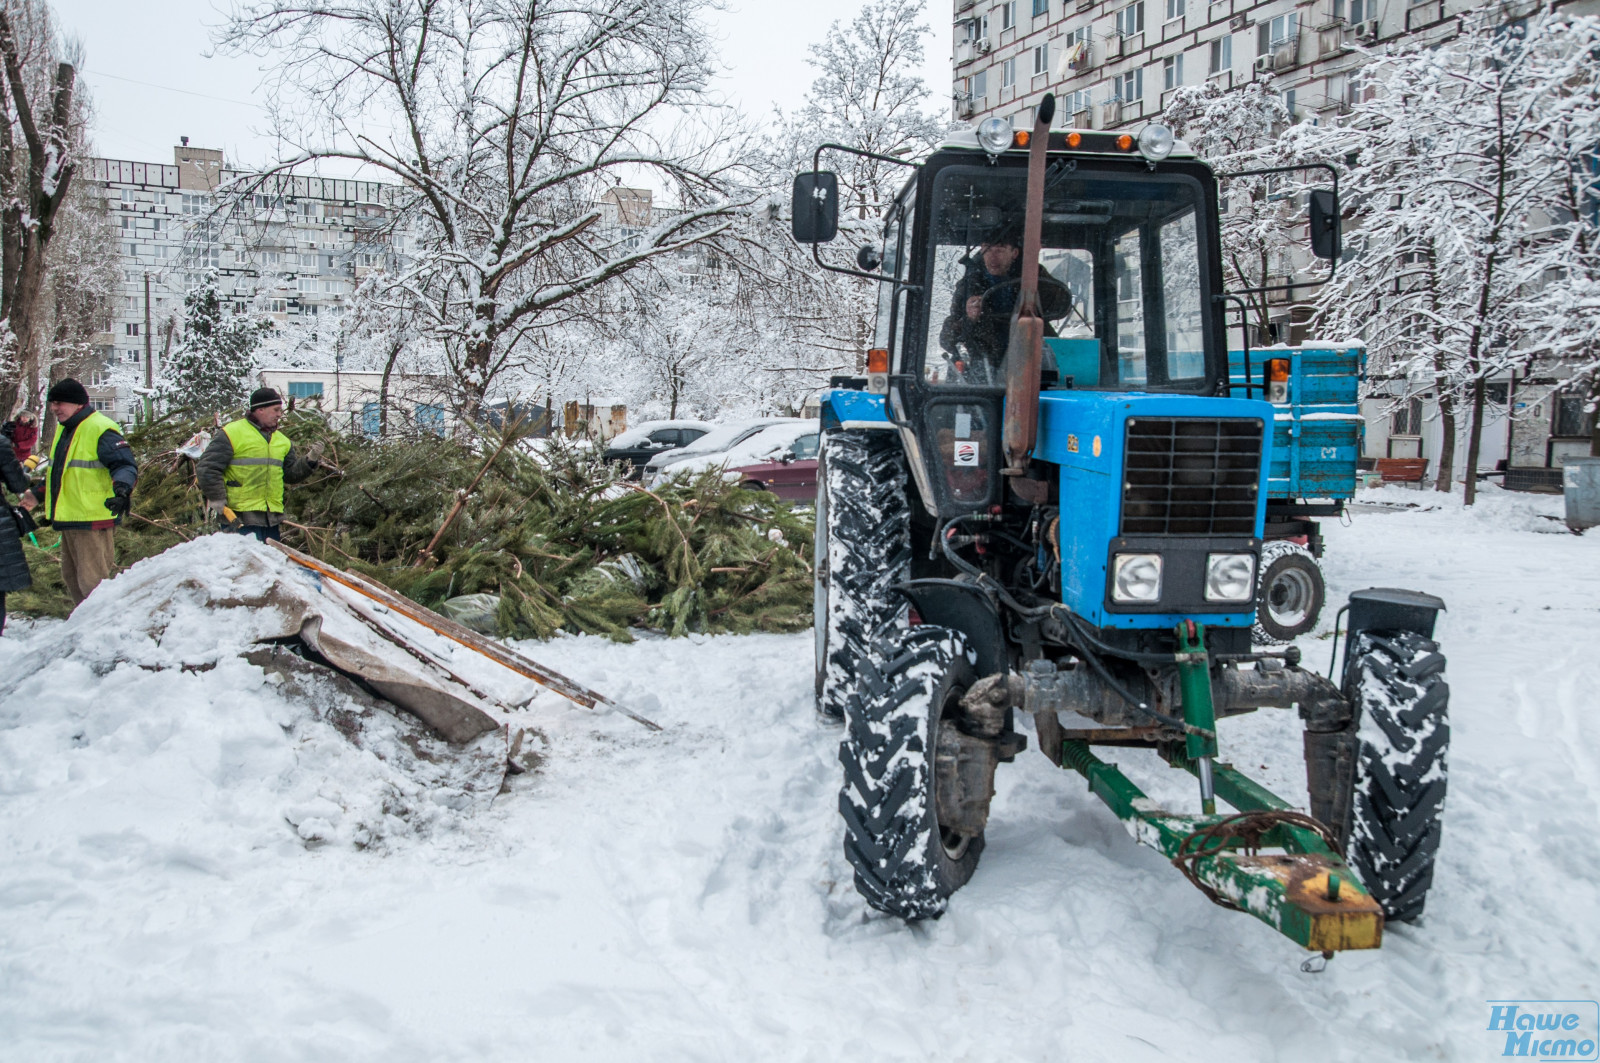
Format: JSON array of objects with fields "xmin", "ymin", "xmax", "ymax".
[{"xmin": 895, "ymin": 157, "xmax": 1226, "ymax": 518}]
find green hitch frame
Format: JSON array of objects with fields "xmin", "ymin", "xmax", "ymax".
[
  {"xmin": 1175, "ymin": 621, "xmax": 1219, "ymax": 815},
  {"xmin": 1048, "ymin": 620, "xmax": 1383, "ymax": 952}
]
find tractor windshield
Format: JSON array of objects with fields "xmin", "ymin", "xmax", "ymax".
[{"xmin": 921, "ymin": 165, "xmax": 1210, "ymax": 392}]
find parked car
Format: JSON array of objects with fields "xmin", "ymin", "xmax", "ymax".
[
  {"xmin": 653, "ymin": 421, "xmax": 819, "ymax": 501},
  {"xmin": 642, "ymin": 418, "xmax": 803, "ymax": 484},
  {"xmin": 601, "ymin": 420, "xmax": 713, "ymax": 479}
]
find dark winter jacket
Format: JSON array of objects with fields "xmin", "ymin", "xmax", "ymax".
[
  {"xmin": 195, "ymin": 417, "xmax": 315, "ymax": 527},
  {"xmin": 0, "ymin": 433, "xmax": 32, "ymax": 593},
  {"xmin": 35, "ymin": 407, "xmax": 139, "ymax": 530},
  {"xmin": 937, "ymin": 257, "xmax": 1073, "ymax": 382}
]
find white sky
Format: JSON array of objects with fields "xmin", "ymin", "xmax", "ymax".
[{"xmin": 52, "ymin": 0, "xmax": 953, "ymax": 173}]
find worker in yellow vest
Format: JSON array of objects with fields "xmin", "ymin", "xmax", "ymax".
[
  {"xmin": 23, "ymin": 378, "xmax": 140, "ymax": 606},
  {"xmin": 196, "ymin": 388, "xmax": 323, "ymax": 543}
]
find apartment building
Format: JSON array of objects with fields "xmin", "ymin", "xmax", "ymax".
[
  {"xmin": 951, "ymin": 0, "xmax": 1577, "ymax": 132},
  {"xmin": 82, "ymin": 141, "xmax": 408, "ymax": 420}
]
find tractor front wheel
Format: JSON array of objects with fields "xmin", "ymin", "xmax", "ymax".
[
  {"xmin": 814, "ymin": 430, "xmax": 911, "ymax": 720},
  {"xmin": 839, "ymin": 625, "xmax": 984, "ymax": 919},
  {"xmin": 1346, "ymin": 629, "xmax": 1450, "ymax": 923}
]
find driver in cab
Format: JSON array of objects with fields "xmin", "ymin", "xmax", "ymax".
[{"xmin": 938, "ymin": 227, "xmax": 1073, "ymax": 384}]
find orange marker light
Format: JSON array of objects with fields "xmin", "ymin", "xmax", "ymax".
[
  {"xmin": 1117, "ymin": 134, "xmax": 1134, "ymax": 150},
  {"xmin": 1066, "ymin": 132, "xmax": 1082, "ymax": 148},
  {"xmin": 866, "ymin": 348, "xmax": 890, "ymax": 374},
  {"xmin": 1015, "ymin": 131, "xmax": 1030, "ymax": 147},
  {"xmin": 1267, "ymin": 359, "xmax": 1290, "ymax": 382}
]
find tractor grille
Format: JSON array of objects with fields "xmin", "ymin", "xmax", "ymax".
[{"xmin": 1121, "ymin": 417, "xmax": 1263, "ymax": 536}]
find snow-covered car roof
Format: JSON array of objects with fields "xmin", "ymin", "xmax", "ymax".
[
  {"xmin": 605, "ymin": 420, "xmax": 714, "ymax": 450},
  {"xmin": 644, "ymin": 418, "xmax": 805, "ymax": 471},
  {"xmin": 655, "ymin": 422, "xmax": 818, "ymax": 482}
]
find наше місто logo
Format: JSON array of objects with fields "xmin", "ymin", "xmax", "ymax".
[{"xmin": 1486, "ymin": 1002, "xmax": 1599, "ymax": 1060}]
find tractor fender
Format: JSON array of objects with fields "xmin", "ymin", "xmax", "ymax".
[{"xmin": 892, "ymin": 578, "xmax": 1008, "ymax": 679}]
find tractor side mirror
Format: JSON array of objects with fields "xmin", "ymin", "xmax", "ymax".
[
  {"xmin": 1309, "ymin": 189, "xmax": 1341, "ymax": 260},
  {"xmin": 792, "ymin": 172, "xmax": 839, "ymax": 244},
  {"xmin": 855, "ymin": 244, "xmax": 883, "ymax": 271}
]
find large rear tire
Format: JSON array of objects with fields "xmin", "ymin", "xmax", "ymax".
[
  {"xmin": 1346, "ymin": 629, "xmax": 1449, "ymax": 923},
  {"xmin": 839, "ymin": 625, "xmax": 984, "ymax": 920},
  {"xmin": 1253, "ymin": 540, "xmax": 1325, "ymax": 645},
  {"xmin": 814, "ymin": 430, "xmax": 911, "ymax": 720}
]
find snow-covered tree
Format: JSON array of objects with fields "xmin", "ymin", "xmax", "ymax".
[
  {"xmin": 1160, "ymin": 79, "xmax": 1299, "ymax": 344},
  {"xmin": 160, "ymin": 272, "xmax": 269, "ymax": 415},
  {"xmin": 0, "ymin": 0, "xmax": 90, "ymax": 417},
  {"xmin": 751, "ymin": 0, "xmax": 945, "ymax": 385},
  {"xmin": 218, "ymin": 0, "xmax": 752, "ymax": 413},
  {"xmin": 1305, "ymin": 8, "xmax": 1600, "ymax": 498}
]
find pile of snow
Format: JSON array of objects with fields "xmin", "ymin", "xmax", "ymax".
[
  {"xmin": 1, "ymin": 489, "xmax": 1597, "ymax": 1058},
  {"xmin": 0, "ymin": 537, "xmax": 535, "ymax": 855},
  {"xmin": 657, "ymin": 420, "xmax": 817, "ymax": 482}
]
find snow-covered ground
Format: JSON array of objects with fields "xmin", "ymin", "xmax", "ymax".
[{"xmin": 1, "ymin": 486, "xmax": 1596, "ymax": 1061}]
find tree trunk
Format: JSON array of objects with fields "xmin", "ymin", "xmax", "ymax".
[
  {"xmin": 1462, "ymin": 376, "xmax": 1487, "ymax": 506},
  {"xmin": 378, "ymin": 333, "xmax": 403, "ymax": 438},
  {"xmin": 1433, "ymin": 391, "xmax": 1457, "ymax": 493}
]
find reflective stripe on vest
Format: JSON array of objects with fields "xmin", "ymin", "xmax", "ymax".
[
  {"xmin": 221, "ymin": 419, "xmax": 292, "ymax": 513},
  {"xmin": 46, "ymin": 412, "xmax": 121, "ymax": 523}
]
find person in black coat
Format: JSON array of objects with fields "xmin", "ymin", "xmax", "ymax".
[
  {"xmin": 937, "ymin": 231, "xmax": 1073, "ymax": 384},
  {"xmin": 0, "ymin": 429, "xmax": 34, "ymax": 635}
]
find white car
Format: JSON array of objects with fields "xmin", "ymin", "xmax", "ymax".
[
  {"xmin": 642, "ymin": 418, "xmax": 804, "ymax": 484},
  {"xmin": 648, "ymin": 421, "xmax": 817, "ymax": 489}
]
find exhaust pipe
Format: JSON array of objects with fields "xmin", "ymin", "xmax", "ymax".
[{"xmin": 1003, "ymin": 92, "xmax": 1055, "ymax": 476}]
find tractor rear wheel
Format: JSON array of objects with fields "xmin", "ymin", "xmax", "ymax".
[
  {"xmin": 814, "ymin": 430, "xmax": 911, "ymax": 720},
  {"xmin": 1253, "ymin": 541, "xmax": 1325, "ymax": 644},
  {"xmin": 1346, "ymin": 629, "xmax": 1450, "ymax": 923},
  {"xmin": 839, "ymin": 625, "xmax": 984, "ymax": 919}
]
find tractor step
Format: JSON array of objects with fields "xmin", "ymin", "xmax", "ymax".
[{"xmin": 1059, "ymin": 738, "xmax": 1383, "ymax": 952}]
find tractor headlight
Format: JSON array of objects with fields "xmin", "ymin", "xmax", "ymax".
[
  {"xmin": 977, "ymin": 116, "xmax": 1014, "ymax": 155},
  {"xmin": 1138, "ymin": 123, "xmax": 1176, "ymax": 162},
  {"xmin": 1111, "ymin": 553, "xmax": 1163, "ymax": 603},
  {"xmin": 1204, "ymin": 553, "xmax": 1257, "ymax": 603}
]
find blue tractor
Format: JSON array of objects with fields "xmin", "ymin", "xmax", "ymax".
[{"xmin": 796, "ymin": 96, "xmax": 1449, "ymax": 953}]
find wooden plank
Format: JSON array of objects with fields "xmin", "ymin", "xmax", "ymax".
[{"xmin": 268, "ymin": 540, "xmax": 662, "ymax": 731}]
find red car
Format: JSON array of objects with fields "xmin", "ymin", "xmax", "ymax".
[{"xmin": 728, "ymin": 431, "xmax": 819, "ymax": 501}]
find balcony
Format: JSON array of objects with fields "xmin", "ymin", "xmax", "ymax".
[{"xmin": 1405, "ymin": 0, "xmax": 1444, "ymax": 30}]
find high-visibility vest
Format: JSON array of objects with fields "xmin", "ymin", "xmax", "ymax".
[
  {"xmin": 221, "ymin": 419, "xmax": 292, "ymax": 513},
  {"xmin": 46, "ymin": 411, "xmax": 121, "ymax": 523}
]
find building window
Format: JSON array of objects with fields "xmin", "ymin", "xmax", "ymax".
[
  {"xmin": 1064, "ymin": 24, "xmax": 1090, "ymax": 46},
  {"xmin": 1209, "ymin": 34, "xmax": 1232, "ymax": 73},
  {"xmin": 967, "ymin": 14, "xmax": 989, "ymax": 39},
  {"xmin": 1000, "ymin": 1, "xmax": 1016, "ymax": 30},
  {"xmin": 1258, "ymin": 12, "xmax": 1299, "ymax": 53},
  {"xmin": 1165, "ymin": 0, "xmax": 1183, "ymax": 22},
  {"xmin": 1333, "ymin": 0, "xmax": 1375, "ymax": 22},
  {"xmin": 1033, "ymin": 42, "xmax": 1049, "ymax": 75},
  {"xmin": 287, "ymin": 381, "xmax": 325, "ymax": 400},
  {"xmin": 1116, "ymin": 2, "xmax": 1144, "ymax": 36},
  {"xmin": 1163, "ymin": 53, "xmax": 1184, "ymax": 90},
  {"xmin": 1002, "ymin": 57, "xmax": 1017, "ymax": 88},
  {"xmin": 971, "ymin": 69, "xmax": 988, "ymax": 99},
  {"xmin": 1282, "ymin": 88, "xmax": 1297, "ymax": 119},
  {"xmin": 1554, "ymin": 395, "xmax": 1592, "ymax": 438},
  {"xmin": 1033, "ymin": 0, "xmax": 1048, "ymax": 16},
  {"xmin": 1391, "ymin": 397, "xmax": 1424, "ymax": 437},
  {"xmin": 1115, "ymin": 68, "xmax": 1144, "ymax": 101},
  {"xmin": 1063, "ymin": 88, "xmax": 1094, "ymax": 118},
  {"xmin": 125, "ymin": 323, "xmax": 140, "ymax": 337}
]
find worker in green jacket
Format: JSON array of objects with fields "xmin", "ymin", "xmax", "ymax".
[
  {"xmin": 196, "ymin": 387, "xmax": 323, "ymax": 542},
  {"xmin": 25, "ymin": 378, "xmax": 140, "ymax": 606}
]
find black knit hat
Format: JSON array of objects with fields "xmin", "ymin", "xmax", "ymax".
[
  {"xmin": 46, "ymin": 378, "xmax": 89, "ymax": 406},
  {"xmin": 250, "ymin": 387, "xmax": 283, "ymax": 411}
]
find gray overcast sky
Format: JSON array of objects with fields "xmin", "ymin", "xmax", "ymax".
[{"xmin": 52, "ymin": 0, "xmax": 952, "ymax": 172}]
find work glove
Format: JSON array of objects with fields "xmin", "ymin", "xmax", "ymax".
[
  {"xmin": 105, "ymin": 483, "xmax": 132, "ymax": 520},
  {"xmin": 205, "ymin": 498, "xmax": 229, "ymax": 522},
  {"xmin": 305, "ymin": 440, "xmax": 326, "ymax": 466}
]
